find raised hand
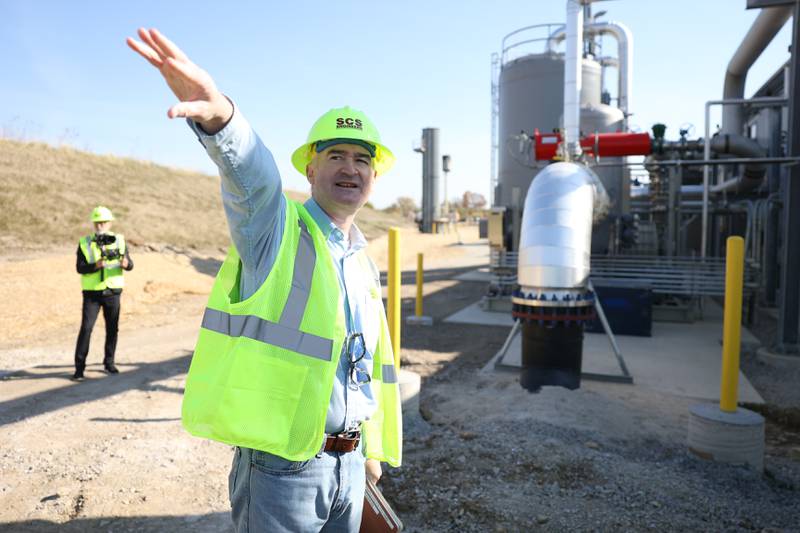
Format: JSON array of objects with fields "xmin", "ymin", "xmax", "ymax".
[{"xmin": 126, "ymin": 28, "xmax": 233, "ymax": 134}]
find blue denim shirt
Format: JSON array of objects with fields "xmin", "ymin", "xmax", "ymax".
[{"xmin": 188, "ymin": 107, "xmax": 378, "ymax": 434}]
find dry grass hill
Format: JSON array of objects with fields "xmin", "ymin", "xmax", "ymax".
[{"xmin": 0, "ymin": 138, "xmax": 408, "ymax": 252}]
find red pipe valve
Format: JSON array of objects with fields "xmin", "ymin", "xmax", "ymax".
[{"xmin": 533, "ymin": 129, "xmax": 652, "ymax": 160}]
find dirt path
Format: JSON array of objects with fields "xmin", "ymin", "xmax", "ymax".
[{"xmin": 1, "ymin": 318, "xmax": 232, "ymax": 532}]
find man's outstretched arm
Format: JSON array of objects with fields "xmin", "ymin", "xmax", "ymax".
[
  {"xmin": 127, "ymin": 28, "xmax": 284, "ymax": 295},
  {"xmin": 126, "ymin": 28, "xmax": 232, "ymax": 134}
]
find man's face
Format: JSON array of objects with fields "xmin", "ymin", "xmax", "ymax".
[
  {"xmin": 306, "ymin": 143, "xmax": 377, "ymax": 218},
  {"xmin": 94, "ymin": 221, "xmax": 112, "ymax": 234}
]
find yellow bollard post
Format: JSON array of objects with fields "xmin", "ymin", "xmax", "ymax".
[
  {"xmin": 387, "ymin": 227, "xmax": 401, "ymax": 368},
  {"xmin": 415, "ymin": 253, "xmax": 424, "ymax": 317},
  {"xmin": 720, "ymin": 236, "xmax": 745, "ymax": 413},
  {"xmin": 406, "ymin": 252, "xmax": 433, "ymax": 327}
]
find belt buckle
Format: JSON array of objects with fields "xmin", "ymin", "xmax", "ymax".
[
  {"xmin": 348, "ymin": 431, "xmax": 361, "ymax": 451},
  {"xmin": 324, "ymin": 430, "xmax": 361, "ymax": 453}
]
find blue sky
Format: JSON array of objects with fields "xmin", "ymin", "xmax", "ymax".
[{"xmin": 1, "ymin": 1, "xmax": 792, "ymax": 208}]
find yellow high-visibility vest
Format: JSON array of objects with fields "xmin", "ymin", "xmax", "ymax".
[
  {"xmin": 182, "ymin": 198, "xmax": 402, "ymax": 466},
  {"xmin": 78, "ymin": 233, "xmax": 126, "ymax": 291}
]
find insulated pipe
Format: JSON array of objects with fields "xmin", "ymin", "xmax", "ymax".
[
  {"xmin": 517, "ymin": 162, "xmax": 596, "ymax": 290},
  {"xmin": 515, "ymin": 161, "xmax": 599, "ymax": 392},
  {"xmin": 722, "ymin": 5, "xmax": 792, "ymax": 135},
  {"xmin": 564, "ymin": 0, "xmax": 583, "ymax": 160},
  {"xmin": 709, "ymin": 134, "xmax": 768, "ymax": 194},
  {"xmin": 548, "ymin": 21, "xmax": 633, "ymax": 126}
]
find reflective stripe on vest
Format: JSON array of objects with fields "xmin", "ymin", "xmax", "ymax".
[
  {"xmin": 84, "ymin": 237, "xmax": 97, "ymax": 263},
  {"xmin": 199, "ymin": 219, "xmax": 332, "ymax": 361},
  {"xmin": 201, "ymin": 308, "xmax": 332, "ymax": 361},
  {"xmin": 381, "ymin": 364, "xmax": 398, "ymax": 384},
  {"xmin": 279, "ymin": 219, "xmax": 315, "ymax": 328}
]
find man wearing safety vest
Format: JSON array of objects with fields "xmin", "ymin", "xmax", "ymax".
[
  {"xmin": 129, "ymin": 29, "xmax": 402, "ymax": 532},
  {"xmin": 73, "ymin": 206, "xmax": 133, "ymax": 381}
]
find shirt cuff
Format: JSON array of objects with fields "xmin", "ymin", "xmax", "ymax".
[{"xmin": 186, "ymin": 96, "xmax": 248, "ymax": 148}]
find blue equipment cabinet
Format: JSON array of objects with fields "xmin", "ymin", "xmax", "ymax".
[{"xmin": 586, "ymin": 280, "xmax": 653, "ymax": 337}]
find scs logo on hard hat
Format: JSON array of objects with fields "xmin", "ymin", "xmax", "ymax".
[{"xmin": 336, "ymin": 117, "xmax": 363, "ymax": 130}]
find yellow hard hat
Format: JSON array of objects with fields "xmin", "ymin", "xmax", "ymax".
[
  {"xmin": 90, "ymin": 206, "xmax": 114, "ymax": 222},
  {"xmin": 291, "ymin": 106, "xmax": 395, "ymax": 177}
]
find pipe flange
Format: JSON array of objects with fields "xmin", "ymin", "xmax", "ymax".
[
  {"xmin": 512, "ymin": 305, "xmax": 596, "ymax": 324},
  {"xmin": 511, "ymin": 288, "xmax": 595, "ymax": 308}
]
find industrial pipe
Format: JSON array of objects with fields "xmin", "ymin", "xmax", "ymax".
[
  {"xmin": 563, "ymin": 0, "xmax": 583, "ymax": 160},
  {"xmin": 514, "ymin": 162, "xmax": 599, "ymax": 391},
  {"xmin": 709, "ymin": 134, "xmax": 768, "ymax": 194},
  {"xmin": 701, "ymin": 96, "xmax": 786, "ymax": 258},
  {"xmin": 722, "ymin": 5, "xmax": 792, "ymax": 135},
  {"xmin": 548, "ymin": 21, "xmax": 633, "ymax": 126}
]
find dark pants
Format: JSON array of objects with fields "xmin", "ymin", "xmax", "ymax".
[{"xmin": 74, "ymin": 291, "xmax": 121, "ymax": 372}]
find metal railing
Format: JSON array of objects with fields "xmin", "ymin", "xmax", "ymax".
[
  {"xmin": 589, "ymin": 255, "xmax": 758, "ymax": 296},
  {"xmin": 489, "ymin": 251, "xmax": 758, "ymax": 297},
  {"xmin": 500, "ymin": 23, "xmax": 563, "ymax": 65}
]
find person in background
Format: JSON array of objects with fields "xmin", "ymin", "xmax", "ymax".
[{"xmin": 73, "ymin": 205, "xmax": 133, "ymax": 381}]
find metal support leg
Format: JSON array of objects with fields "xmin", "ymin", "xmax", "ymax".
[
  {"xmin": 482, "ymin": 319, "xmax": 520, "ymax": 372},
  {"xmin": 588, "ymin": 280, "xmax": 633, "ymax": 382}
]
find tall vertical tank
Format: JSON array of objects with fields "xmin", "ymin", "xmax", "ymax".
[
  {"xmin": 496, "ymin": 52, "xmax": 601, "ymax": 211},
  {"xmin": 419, "ymin": 128, "xmax": 441, "ymax": 233}
]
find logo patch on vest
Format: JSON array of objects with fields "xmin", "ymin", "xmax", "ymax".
[{"xmin": 336, "ymin": 117, "xmax": 363, "ymax": 130}]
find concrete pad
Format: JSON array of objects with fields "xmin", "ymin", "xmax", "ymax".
[
  {"xmin": 444, "ymin": 301, "xmax": 513, "ymax": 327},
  {"xmin": 702, "ymin": 299, "xmax": 761, "ymax": 350},
  {"xmin": 495, "ymin": 330, "xmax": 625, "ymax": 379},
  {"xmin": 454, "ymin": 267, "xmax": 492, "ymax": 282},
  {"xmin": 447, "ymin": 300, "xmax": 764, "ymax": 404}
]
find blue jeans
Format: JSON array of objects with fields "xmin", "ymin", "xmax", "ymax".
[{"xmin": 229, "ymin": 446, "xmax": 366, "ymax": 532}]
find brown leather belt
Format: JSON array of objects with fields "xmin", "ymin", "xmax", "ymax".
[{"xmin": 323, "ymin": 431, "xmax": 361, "ymax": 453}]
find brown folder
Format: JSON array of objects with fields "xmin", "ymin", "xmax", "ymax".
[{"xmin": 360, "ymin": 478, "xmax": 404, "ymax": 532}]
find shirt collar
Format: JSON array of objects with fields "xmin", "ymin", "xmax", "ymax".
[{"xmin": 304, "ymin": 197, "xmax": 367, "ymax": 252}]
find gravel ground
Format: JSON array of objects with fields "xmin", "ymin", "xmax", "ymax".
[
  {"xmin": 386, "ymin": 279, "xmax": 800, "ymax": 533},
  {"xmin": 384, "ymin": 382, "xmax": 800, "ymax": 532}
]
